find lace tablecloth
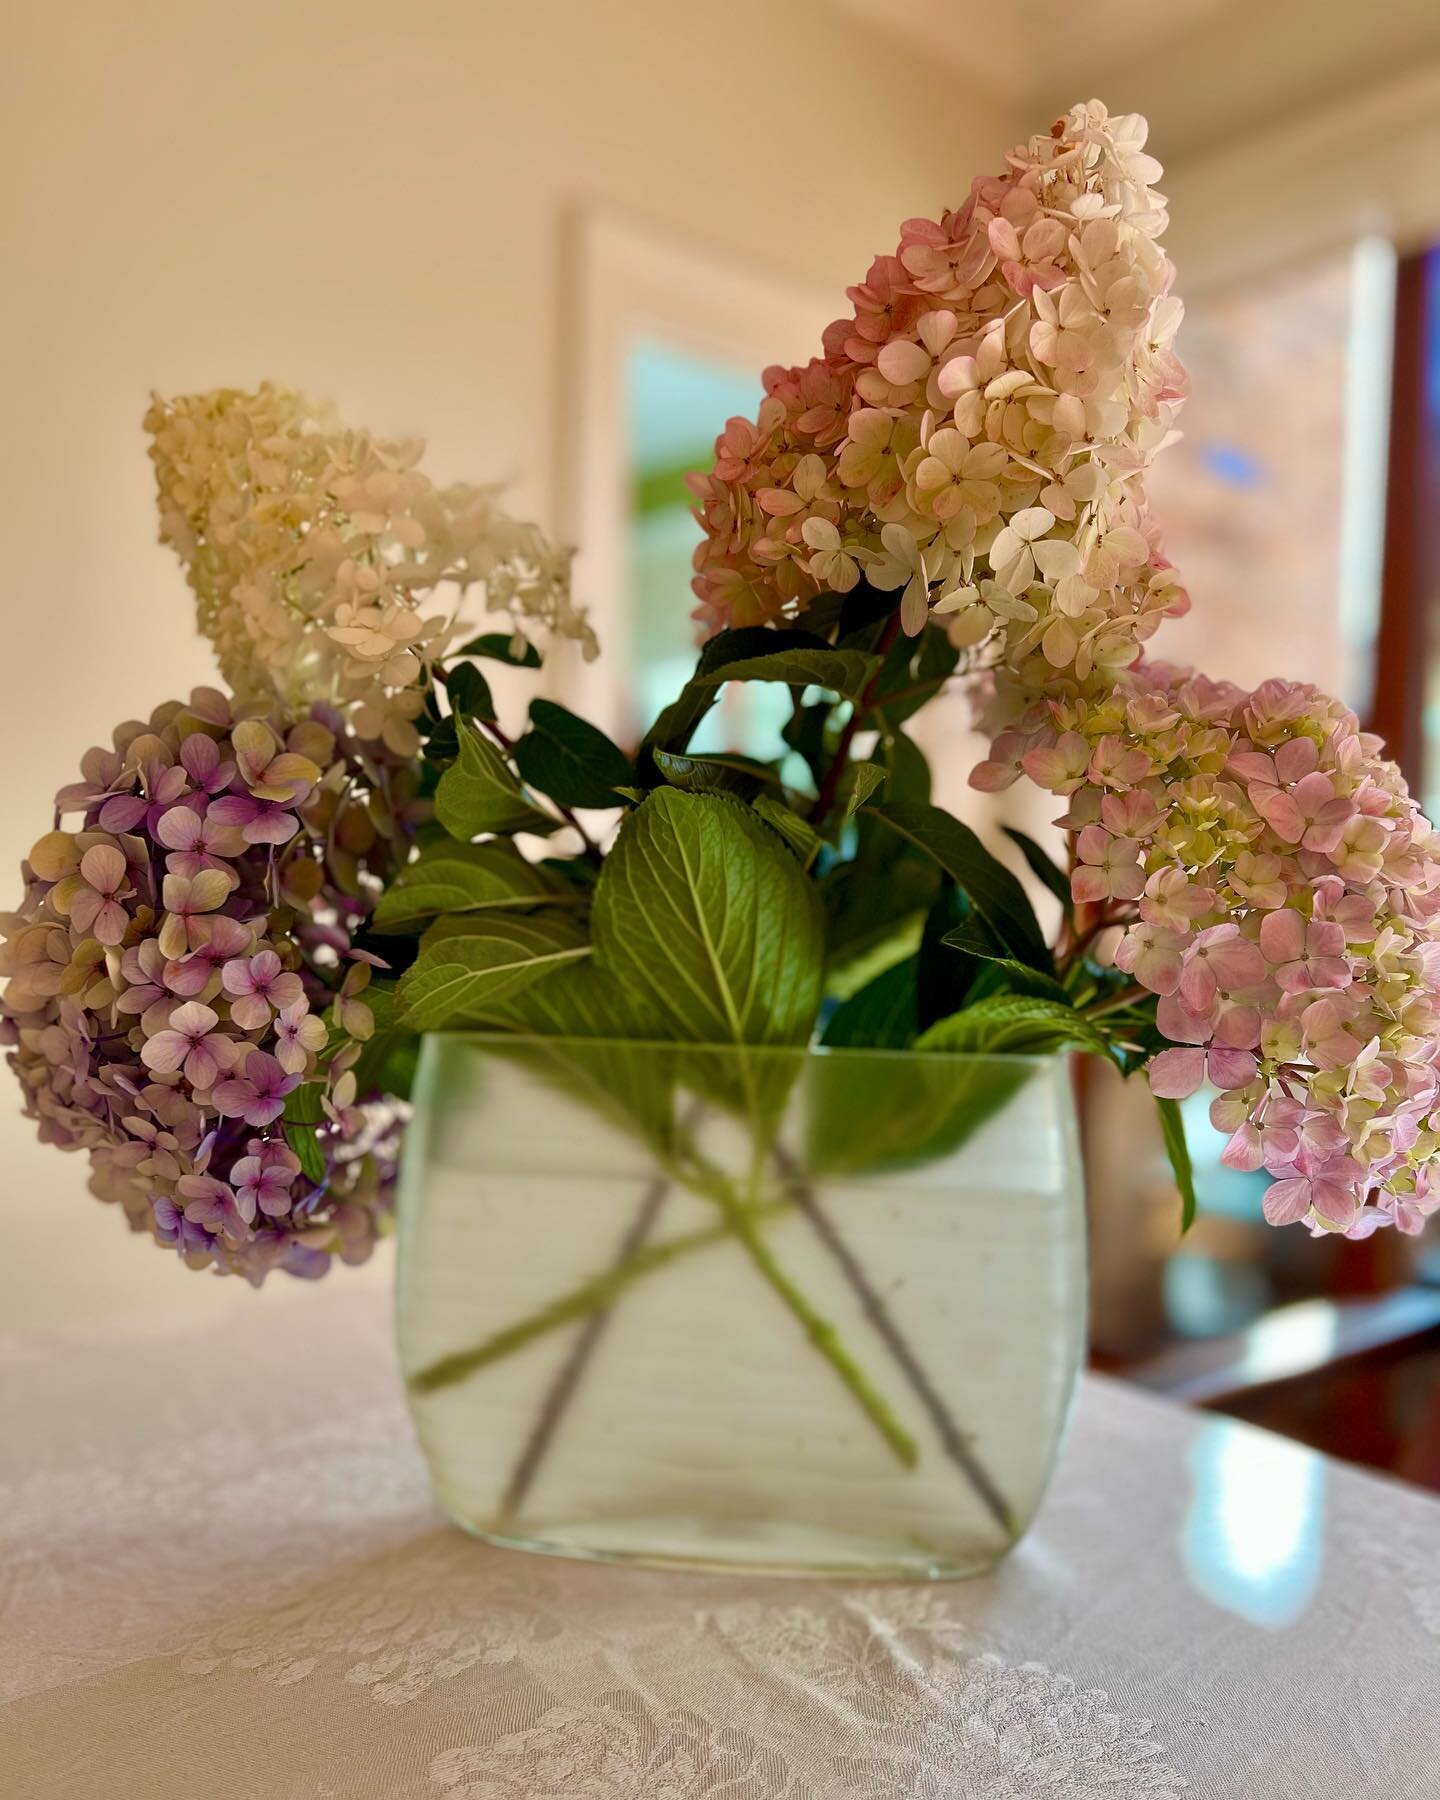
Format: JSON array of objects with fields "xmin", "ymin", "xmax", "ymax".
[{"xmin": 3, "ymin": 1265, "xmax": 1439, "ymax": 1798}]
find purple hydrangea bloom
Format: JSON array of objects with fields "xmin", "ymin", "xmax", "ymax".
[{"xmin": 0, "ymin": 690, "xmax": 416, "ymax": 1282}]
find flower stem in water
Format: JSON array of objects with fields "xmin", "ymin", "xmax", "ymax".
[
  {"xmin": 774, "ymin": 1146, "xmax": 1015, "ymax": 1536},
  {"xmin": 494, "ymin": 1167, "xmax": 673, "ymax": 1522}
]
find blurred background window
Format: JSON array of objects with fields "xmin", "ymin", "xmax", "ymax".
[
  {"xmin": 624, "ymin": 337, "xmax": 791, "ymax": 759},
  {"xmin": 1150, "ymin": 239, "xmax": 1393, "ymax": 714}
]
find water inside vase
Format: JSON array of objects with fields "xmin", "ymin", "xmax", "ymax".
[{"xmin": 397, "ymin": 1041, "xmax": 1086, "ymax": 1578}]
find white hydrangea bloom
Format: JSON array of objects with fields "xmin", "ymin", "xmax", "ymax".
[{"xmin": 146, "ymin": 384, "xmax": 595, "ymax": 755}]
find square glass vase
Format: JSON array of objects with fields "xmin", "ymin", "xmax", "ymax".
[{"xmin": 396, "ymin": 1034, "xmax": 1086, "ymax": 1580}]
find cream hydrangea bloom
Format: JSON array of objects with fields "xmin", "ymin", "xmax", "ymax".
[{"xmin": 146, "ymin": 384, "xmax": 595, "ymax": 756}]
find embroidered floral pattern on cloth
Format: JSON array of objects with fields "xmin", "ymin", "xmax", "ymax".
[{"xmin": 4, "ymin": 1280, "xmax": 1439, "ymax": 1798}]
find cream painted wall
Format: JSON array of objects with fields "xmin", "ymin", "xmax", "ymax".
[{"xmin": 0, "ymin": 0, "xmax": 1015, "ymax": 1327}]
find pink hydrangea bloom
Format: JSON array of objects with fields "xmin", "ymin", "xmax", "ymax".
[
  {"xmin": 688, "ymin": 101, "xmax": 1189, "ymax": 689},
  {"xmin": 987, "ymin": 662, "xmax": 1440, "ymax": 1238}
]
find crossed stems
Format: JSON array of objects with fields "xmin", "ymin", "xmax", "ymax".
[
  {"xmin": 408, "ymin": 1098, "xmax": 1016, "ymax": 1541},
  {"xmin": 416, "ymin": 616, "xmax": 1018, "ymax": 1533}
]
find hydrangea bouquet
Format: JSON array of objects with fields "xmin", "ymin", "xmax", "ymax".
[{"xmin": 5, "ymin": 101, "xmax": 1439, "ymax": 1560}]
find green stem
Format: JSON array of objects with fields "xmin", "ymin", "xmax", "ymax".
[
  {"xmin": 409, "ymin": 1159, "xmax": 918, "ymax": 1470},
  {"xmin": 774, "ymin": 1145, "xmax": 1013, "ymax": 1533},
  {"xmin": 707, "ymin": 1153, "xmax": 918, "ymax": 1469},
  {"xmin": 411, "ymin": 1081, "xmax": 918, "ymax": 1471},
  {"xmin": 494, "ymin": 1166, "xmax": 673, "ymax": 1522},
  {"xmin": 408, "ymin": 1205, "xmax": 776, "ymax": 1396}
]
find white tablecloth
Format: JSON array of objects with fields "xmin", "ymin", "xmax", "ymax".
[{"xmin": 3, "ymin": 1267, "xmax": 1439, "ymax": 1798}]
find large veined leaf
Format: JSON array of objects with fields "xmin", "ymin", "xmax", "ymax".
[
  {"xmin": 396, "ymin": 912, "xmax": 591, "ymax": 1030},
  {"xmin": 691, "ymin": 646, "xmax": 882, "ymax": 705},
  {"xmin": 820, "ymin": 955, "xmax": 918, "ymax": 1049},
  {"xmin": 640, "ymin": 626, "xmax": 832, "ymax": 764},
  {"xmin": 940, "ymin": 917, "xmax": 1073, "ymax": 1005},
  {"xmin": 513, "ymin": 699, "xmax": 634, "ymax": 809},
  {"xmin": 916, "ymin": 995, "xmax": 1106, "ymax": 1055},
  {"xmin": 594, "ymin": 789, "xmax": 824, "ymax": 1048},
  {"xmin": 651, "ymin": 749, "xmax": 780, "ymax": 800},
  {"xmin": 372, "ymin": 840, "xmax": 574, "ymax": 934},
  {"xmin": 866, "ymin": 801, "xmax": 1052, "ymax": 972},
  {"xmin": 435, "ymin": 722, "xmax": 558, "ymax": 841},
  {"xmin": 752, "ymin": 794, "xmax": 821, "ymax": 868}
]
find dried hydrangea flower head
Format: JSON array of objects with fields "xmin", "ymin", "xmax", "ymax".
[
  {"xmin": 982, "ymin": 665, "xmax": 1440, "ymax": 1239},
  {"xmin": 146, "ymin": 384, "xmax": 595, "ymax": 757},
  {"xmin": 0, "ymin": 688, "xmax": 417, "ymax": 1280},
  {"xmin": 688, "ymin": 100, "xmax": 1189, "ymax": 701}
]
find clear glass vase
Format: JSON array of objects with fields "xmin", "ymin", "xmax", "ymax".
[{"xmin": 395, "ymin": 1034, "xmax": 1086, "ymax": 1579}]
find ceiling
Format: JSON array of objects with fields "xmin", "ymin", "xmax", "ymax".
[
  {"xmin": 828, "ymin": 0, "xmax": 1440, "ymax": 163},
  {"xmin": 830, "ymin": 0, "xmax": 1238, "ymax": 105}
]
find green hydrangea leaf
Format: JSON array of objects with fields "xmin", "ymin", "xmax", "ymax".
[
  {"xmin": 513, "ymin": 699, "xmax": 633, "ymax": 809},
  {"xmin": 752, "ymin": 794, "xmax": 822, "ymax": 868},
  {"xmin": 444, "ymin": 661, "xmax": 496, "ymax": 724},
  {"xmin": 594, "ymin": 788, "xmax": 824, "ymax": 1048},
  {"xmin": 880, "ymin": 730, "xmax": 932, "ymax": 804},
  {"xmin": 639, "ymin": 626, "xmax": 830, "ymax": 765},
  {"xmin": 651, "ymin": 749, "xmax": 779, "ymax": 799},
  {"xmin": 435, "ymin": 721, "xmax": 558, "ymax": 841},
  {"xmin": 281, "ymin": 1081, "xmax": 328, "ymax": 1183},
  {"xmin": 372, "ymin": 840, "xmax": 576, "ymax": 934},
  {"xmin": 452, "ymin": 631, "xmax": 543, "ymax": 668},
  {"xmin": 841, "ymin": 760, "xmax": 888, "ymax": 822},
  {"xmin": 821, "ymin": 955, "xmax": 918, "ymax": 1049},
  {"xmin": 810, "ymin": 1042, "xmax": 1031, "ymax": 1177},
  {"xmin": 349, "ymin": 981, "xmax": 420, "ymax": 1103},
  {"xmin": 820, "ymin": 811, "xmax": 942, "ymax": 978},
  {"xmin": 396, "ymin": 912, "xmax": 590, "ymax": 1030},
  {"xmin": 458, "ymin": 959, "xmax": 673, "ymax": 1153},
  {"xmin": 869, "ymin": 626, "xmax": 960, "ymax": 728},
  {"xmin": 692, "ymin": 646, "xmax": 882, "ymax": 705},
  {"xmin": 941, "ymin": 918, "xmax": 1073, "ymax": 1004},
  {"xmin": 866, "ymin": 801, "xmax": 1052, "ymax": 972},
  {"xmin": 1156, "ymin": 1095, "xmax": 1198, "ymax": 1233},
  {"xmin": 916, "ymin": 994, "xmax": 1106, "ymax": 1055}
]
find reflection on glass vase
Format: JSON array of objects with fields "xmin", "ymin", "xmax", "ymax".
[{"xmin": 396, "ymin": 1035, "xmax": 1086, "ymax": 1579}]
